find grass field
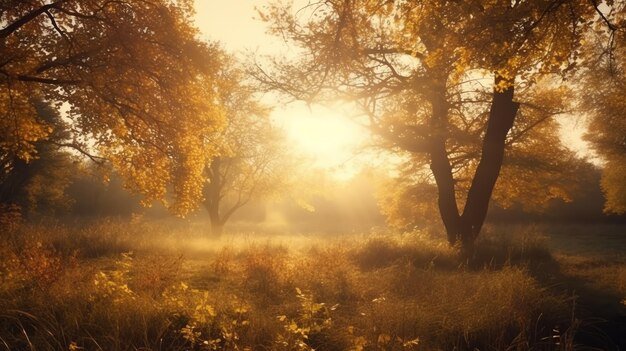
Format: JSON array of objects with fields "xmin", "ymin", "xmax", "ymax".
[{"xmin": 1, "ymin": 219, "xmax": 625, "ymax": 350}]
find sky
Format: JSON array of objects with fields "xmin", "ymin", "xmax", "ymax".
[
  {"xmin": 194, "ymin": 0, "xmax": 372, "ymax": 177},
  {"xmin": 192, "ymin": 0, "xmax": 594, "ymax": 171},
  {"xmin": 194, "ymin": 1, "xmax": 272, "ymax": 52}
]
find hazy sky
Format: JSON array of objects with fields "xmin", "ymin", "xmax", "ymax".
[
  {"xmin": 194, "ymin": 1, "xmax": 272, "ymax": 52},
  {"xmin": 194, "ymin": 0, "xmax": 372, "ymax": 178}
]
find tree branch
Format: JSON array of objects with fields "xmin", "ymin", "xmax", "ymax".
[
  {"xmin": 35, "ymin": 51, "xmax": 92, "ymax": 74},
  {"xmin": 44, "ymin": 9, "xmax": 71, "ymax": 44},
  {"xmin": 48, "ymin": 141, "xmax": 107, "ymax": 164},
  {"xmin": 0, "ymin": 1, "xmax": 69, "ymax": 39},
  {"xmin": 220, "ymin": 198, "xmax": 250, "ymax": 225},
  {"xmin": 16, "ymin": 75, "xmax": 81, "ymax": 85},
  {"xmin": 590, "ymin": 0, "xmax": 617, "ymax": 31},
  {"xmin": 363, "ymin": 47, "xmax": 426, "ymax": 61}
]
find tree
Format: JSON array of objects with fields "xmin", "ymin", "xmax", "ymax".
[
  {"xmin": 255, "ymin": 0, "xmax": 594, "ymax": 254},
  {"xmin": 0, "ymin": 100, "xmax": 77, "ymax": 216},
  {"xmin": 67, "ymin": 164, "xmax": 145, "ymax": 218},
  {"xmin": 204, "ymin": 62, "xmax": 290, "ymax": 236},
  {"xmin": 1, "ymin": 0, "xmax": 225, "ymax": 215},
  {"xmin": 581, "ymin": 2, "xmax": 626, "ymax": 214}
]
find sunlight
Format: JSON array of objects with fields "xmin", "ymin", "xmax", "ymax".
[
  {"xmin": 193, "ymin": 0, "xmax": 279, "ymax": 54},
  {"xmin": 275, "ymin": 103, "xmax": 369, "ymax": 178},
  {"xmin": 4, "ymin": 2, "xmax": 626, "ymax": 350},
  {"xmin": 193, "ymin": 1, "xmax": 371, "ymax": 179}
]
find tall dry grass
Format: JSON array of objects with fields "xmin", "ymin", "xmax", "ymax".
[{"xmin": 0, "ymin": 220, "xmax": 587, "ymax": 350}]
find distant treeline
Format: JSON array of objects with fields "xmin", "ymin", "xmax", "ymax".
[
  {"xmin": 67, "ymin": 165, "xmax": 626, "ymax": 228},
  {"xmin": 489, "ymin": 166, "xmax": 626, "ymax": 224},
  {"xmin": 4, "ymin": 152, "xmax": 623, "ymax": 230}
]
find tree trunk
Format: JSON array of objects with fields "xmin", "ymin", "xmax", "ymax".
[
  {"xmin": 428, "ymin": 83, "xmax": 463, "ymax": 245},
  {"xmin": 429, "ymin": 75, "xmax": 519, "ymax": 257},
  {"xmin": 210, "ymin": 219, "xmax": 223, "ymax": 237},
  {"xmin": 430, "ymin": 135, "xmax": 461, "ymax": 244},
  {"xmin": 205, "ymin": 158, "xmax": 223, "ymax": 237},
  {"xmin": 459, "ymin": 75, "xmax": 519, "ymax": 255},
  {"xmin": 0, "ymin": 159, "xmax": 31, "ymax": 205}
]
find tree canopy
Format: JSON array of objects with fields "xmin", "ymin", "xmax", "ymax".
[
  {"xmin": 204, "ymin": 60, "xmax": 291, "ymax": 235},
  {"xmin": 2, "ymin": 0, "xmax": 624, "ymax": 239},
  {"xmin": 1, "ymin": 0, "xmax": 225, "ymax": 215},
  {"xmin": 581, "ymin": 2, "xmax": 626, "ymax": 214},
  {"xmin": 0, "ymin": 100, "xmax": 77, "ymax": 216},
  {"xmin": 255, "ymin": 0, "xmax": 602, "ymax": 252}
]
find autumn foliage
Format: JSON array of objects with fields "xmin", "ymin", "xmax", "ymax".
[{"xmin": 1, "ymin": 0, "xmax": 225, "ymax": 215}]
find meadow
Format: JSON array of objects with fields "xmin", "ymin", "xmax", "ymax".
[{"xmin": 1, "ymin": 219, "xmax": 625, "ymax": 351}]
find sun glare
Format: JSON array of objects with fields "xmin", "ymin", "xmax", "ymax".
[
  {"xmin": 193, "ymin": 2, "xmax": 371, "ymax": 178},
  {"xmin": 274, "ymin": 103, "xmax": 369, "ymax": 177}
]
